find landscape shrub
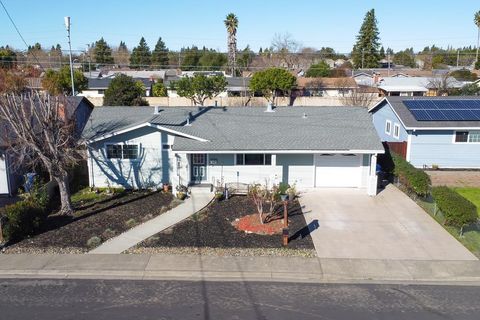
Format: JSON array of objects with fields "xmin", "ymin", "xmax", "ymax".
[
  {"xmin": 392, "ymin": 153, "xmax": 430, "ymax": 197},
  {"xmin": 86, "ymin": 236, "xmax": 102, "ymax": 249},
  {"xmin": 432, "ymin": 186, "xmax": 478, "ymax": 232},
  {"xmin": 2, "ymin": 201, "xmax": 47, "ymax": 242}
]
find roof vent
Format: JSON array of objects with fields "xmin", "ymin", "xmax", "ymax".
[
  {"xmin": 302, "ymin": 112, "xmax": 307, "ymax": 119},
  {"xmin": 154, "ymin": 106, "xmax": 160, "ymax": 114},
  {"xmin": 185, "ymin": 111, "xmax": 192, "ymax": 126},
  {"xmin": 265, "ymin": 102, "xmax": 275, "ymax": 113}
]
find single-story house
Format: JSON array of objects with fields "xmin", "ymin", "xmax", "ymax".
[
  {"xmin": 79, "ymin": 77, "xmax": 153, "ymax": 98},
  {"xmin": 369, "ymin": 96, "xmax": 480, "ymax": 169},
  {"xmin": 0, "ymin": 96, "xmax": 94, "ymax": 196},
  {"xmin": 83, "ymin": 105, "xmax": 384, "ymax": 195},
  {"xmin": 294, "ymin": 77, "xmax": 358, "ymax": 97}
]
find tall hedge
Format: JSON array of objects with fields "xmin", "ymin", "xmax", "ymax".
[
  {"xmin": 432, "ymin": 186, "xmax": 478, "ymax": 230},
  {"xmin": 392, "ymin": 153, "xmax": 430, "ymax": 197}
]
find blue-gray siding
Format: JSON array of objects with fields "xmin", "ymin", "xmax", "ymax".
[
  {"xmin": 88, "ymin": 126, "xmax": 171, "ymax": 189},
  {"xmin": 372, "ymin": 101, "xmax": 408, "ymax": 142},
  {"xmin": 409, "ymin": 130, "xmax": 480, "ymax": 168}
]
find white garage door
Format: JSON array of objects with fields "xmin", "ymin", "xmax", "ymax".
[
  {"xmin": 0, "ymin": 158, "xmax": 9, "ymax": 194},
  {"xmin": 315, "ymin": 154, "xmax": 362, "ymax": 188}
]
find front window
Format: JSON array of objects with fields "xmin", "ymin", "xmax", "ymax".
[
  {"xmin": 236, "ymin": 154, "xmax": 272, "ymax": 166},
  {"xmin": 106, "ymin": 144, "xmax": 139, "ymax": 159},
  {"xmin": 455, "ymin": 131, "xmax": 480, "ymax": 143}
]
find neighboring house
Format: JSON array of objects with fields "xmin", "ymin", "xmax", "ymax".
[
  {"xmin": 369, "ymin": 96, "xmax": 480, "ymax": 169},
  {"xmin": 79, "ymin": 77, "xmax": 153, "ymax": 98},
  {"xmin": 0, "ymin": 96, "xmax": 94, "ymax": 196},
  {"xmin": 357, "ymin": 76, "xmax": 464, "ymax": 97},
  {"xmin": 295, "ymin": 77, "xmax": 358, "ymax": 97},
  {"xmin": 83, "ymin": 106, "xmax": 384, "ymax": 195}
]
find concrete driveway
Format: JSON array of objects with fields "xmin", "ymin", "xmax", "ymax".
[{"xmin": 299, "ymin": 185, "xmax": 477, "ymax": 261}]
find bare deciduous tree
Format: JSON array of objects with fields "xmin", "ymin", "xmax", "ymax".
[
  {"xmin": 428, "ymin": 74, "xmax": 455, "ymax": 96},
  {"xmin": 0, "ymin": 93, "xmax": 83, "ymax": 215},
  {"xmin": 335, "ymin": 78, "xmax": 379, "ymax": 108},
  {"xmin": 271, "ymin": 33, "xmax": 302, "ymax": 70},
  {"xmin": 248, "ymin": 182, "xmax": 278, "ymax": 224}
]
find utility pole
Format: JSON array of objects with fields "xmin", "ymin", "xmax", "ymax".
[
  {"xmin": 387, "ymin": 53, "xmax": 391, "ymax": 76},
  {"xmin": 86, "ymin": 44, "xmax": 92, "ymax": 78},
  {"xmin": 457, "ymin": 50, "xmax": 460, "ymax": 68},
  {"xmin": 64, "ymin": 16, "xmax": 75, "ymax": 96}
]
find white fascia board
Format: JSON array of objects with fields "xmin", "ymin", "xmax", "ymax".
[
  {"xmin": 368, "ymin": 97, "xmax": 387, "ymax": 112},
  {"xmin": 86, "ymin": 122, "xmax": 209, "ymax": 144},
  {"xmin": 173, "ymin": 149, "xmax": 385, "ymax": 154},
  {"xmin": 147, "ymin": 124, "xmax": 208, "ymax": 142},
  {"xmin": 86, "ymin": 122, "xmax": 151, "ymax": 143}
]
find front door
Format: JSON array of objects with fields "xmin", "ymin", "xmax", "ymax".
[{"xmin": 191, "ymin": 154, "xmax": 207, "ymax": 184}]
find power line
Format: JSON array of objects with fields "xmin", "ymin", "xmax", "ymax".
[{"xmin": 0, "ymin": 0, "xmax": 45, "ymax": 72}]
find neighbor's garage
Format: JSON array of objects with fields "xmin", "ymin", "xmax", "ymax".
[{"xmin": 314, "ymin": 154, "xmax": 362, "ymax": 188}]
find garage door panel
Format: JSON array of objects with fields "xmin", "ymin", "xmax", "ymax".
[{"xmin": 315, "ymin": 154, "xmax": 361, "ymax": 188}]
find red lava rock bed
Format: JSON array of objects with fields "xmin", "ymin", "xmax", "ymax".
[
  {"xmin": 3, "ymin": 191, "xmax": 174, "ymax": 253},
  {"xmin": 138, "ymin": 196, "xmax": 315, "ymax": 250}
]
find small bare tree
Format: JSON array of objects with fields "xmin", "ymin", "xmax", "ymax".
[
  {"xmin": 428, "ymin": 74, "xmax": 455, "ymax": 96},
  {"xmin": 248, "ymin": 182, "xmax": 278, "ymax": 224},
  {"xmin": 271, "ymin": 33, "xmax": 302, "ymax": 70},
  {"xmin": 0, "ymin": 93, "xmax": 83, "ymax": 215},
  {"xmin": 335, "ymin": 78, "xmax": 378, "ymax": 108}
]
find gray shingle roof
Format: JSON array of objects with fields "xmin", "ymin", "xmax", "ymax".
[
  {"xmin": 84, "ymin": 106, "xmax": 384, "ymax": 152},
  {"xmin": 373, "ymin": 96, "xmax": 480, "ymax": 129}
]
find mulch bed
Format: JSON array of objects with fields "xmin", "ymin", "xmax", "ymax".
[
  {"xmin": 137, "ymin": 196, "xmax": 315, "ymax": 251},
  {"xmin": 3, "ymin": 191, "xmax": 174, "ymax": 253}
]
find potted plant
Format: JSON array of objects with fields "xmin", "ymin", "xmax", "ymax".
[
  {"xmin": 176, "ymin": 184, "xmax": 188, "ymax": 200},
  {"xmin": 277, "ymin": 182, "xmax": 290, "ymax": 201}
]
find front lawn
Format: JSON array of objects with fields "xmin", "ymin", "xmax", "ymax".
[
  {"xmin": 129, "ymin": 195, "xmax": 316, "ymax": 257},
  {"xmin": 416, "ymin": 196, "xmax": 480, "ymax": 258},
  {"xmin": 454, "ymin": 187, "xmax": 480, "ymax": 217},
  {"xmin": 3, "ymin": 191, "xmax": 175, "ymax": 253}
]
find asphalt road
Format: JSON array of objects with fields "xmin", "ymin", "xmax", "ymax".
[{"xmin": 0, "ymin": 279, "xmax": 479, "ymax": 319}]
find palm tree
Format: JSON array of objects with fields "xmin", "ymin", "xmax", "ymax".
[
  {"xmin": 224, "ymin": 13, "xmax": 238, "ymax": 75},
  {"xmin": 475, "ymin": 11, "xmax": 480, "ymax": 66}
]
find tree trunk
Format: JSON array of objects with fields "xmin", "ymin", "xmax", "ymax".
[
  {"xmin": 476, "ymin": 27, "xmax": 480, "ymax": 64},
  {"xmin": 54, "ymin": 173, "xmax": 73, "ymax": 215}
]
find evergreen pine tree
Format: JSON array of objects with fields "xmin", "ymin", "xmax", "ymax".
[
  {"xmin": 379, "ymin": 46, "xmax": 386, "ymax": 59},
  {"xmin": 151, "ymin": 37, "xmax": 169, "ymax": 68},
  {"xmin": 93, "ymin": 38, "xmax": 114, "ymax": 65},
  {"xmin": 351, "ymin": 9, "xmax": 381, "ymax": 69},
  {"xmin": 130, "ymin": 37, "xmax": 151, "ymax": 69}
]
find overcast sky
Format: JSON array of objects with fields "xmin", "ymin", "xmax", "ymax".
[{"xmin": 0, "ymin": 0, "xmax": 479, "ymax": 53}]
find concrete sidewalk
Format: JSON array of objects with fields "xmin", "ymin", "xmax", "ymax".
[
  {"xmin": 0, "ymin": 254, "xmax": 480, "ymax": 284},
  {"xmin": 89, "ymin": 187, "xmax": 213, "ymax": 254}
]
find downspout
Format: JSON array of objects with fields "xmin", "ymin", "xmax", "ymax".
[{"xmin": 5, "ymin": 153, "xmax": 13, "ymax": 197}]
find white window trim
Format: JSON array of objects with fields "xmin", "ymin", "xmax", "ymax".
[
  {"xmin": 393, "ymin": 123, "xmax": 400, "ymax": 139},
  {"xmin": 104, "ymin": 143, "xmax": 141, "ymax": 161},
  {"xmin": 452, "ymin": 130, "xmax": 480, "ymax": 144},
  {"xmin": 385, "ymin": 120, "xmax": 392, "ymax": 135}
]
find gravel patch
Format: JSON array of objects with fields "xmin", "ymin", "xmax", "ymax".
[{"xmin": 126, "ymin": 246, "xmax": 317, "ymax": 258}]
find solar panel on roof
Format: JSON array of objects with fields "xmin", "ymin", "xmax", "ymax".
[{"xmin": 404, "ymin": 100, "xmax": 480, "ymax": 121}]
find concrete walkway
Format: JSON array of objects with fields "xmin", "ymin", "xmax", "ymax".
[
  {"xmin": 299, "ymin": 185, "xmax": 477, "ymax": 261},
  {"xmin": 89, "ymin": 187, "xmax": 213, "ymax": 254},
  {"xmin": 1, "ymin": 254, "xmax": 480, "ymax": 284}
]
